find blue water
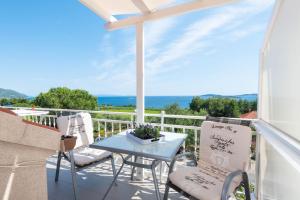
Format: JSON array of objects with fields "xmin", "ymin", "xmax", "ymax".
[
  {"xmin": 98, "ymin": 96, "xmax": 194, "ymax": 109},
  {"xmin": 97, "ymin": 94, "xmax": 257, "ymax": 109}
]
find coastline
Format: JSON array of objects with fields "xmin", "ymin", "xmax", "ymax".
[{"xmin": 97, "ymin": 94, "xmax": 257, "ymax": 109}]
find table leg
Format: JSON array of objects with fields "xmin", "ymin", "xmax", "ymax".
[
  {"xmin": 136, "ymin": 157, "xmax": 144, "ymax": 180},
  {"xmin": 151, "ymin": 160, "xmax": 161, "ymax": 200},
  {"xmin": 102, "ymin": 155, "xmax": 125, "ymax": 200},
  {"xmin": 130, "ymin": 155, "xmax": 137, "ymax": 180},
  {"xmin": 110, "ymin": 154, "xmax": 118, "ymax": 186},
  {"xmin": 159, "ymin": 162, "xmax": 163, "ymax": 184}
]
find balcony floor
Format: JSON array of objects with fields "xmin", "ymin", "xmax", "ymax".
[{"xmin": 47, "ymin": 155, "xmax": 186, "ymax": 200}]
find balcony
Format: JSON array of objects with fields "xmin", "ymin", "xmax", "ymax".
[
  {"xmin": 2, "ymin": 106, "xmax": 256, "ymax": 200},
  {"xmin": 1, "ymin": 0, "xmax": 300, "ymax": 199}
]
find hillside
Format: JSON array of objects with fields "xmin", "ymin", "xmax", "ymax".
[
  {"xmin": 0, "ymin": 88, "xmax": 27, "ymax": 99},
  {"xmin": 200, "ymin": 93, "xmax": 257, "ymax": 101}
]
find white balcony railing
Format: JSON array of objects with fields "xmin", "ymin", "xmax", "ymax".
[{"xmin": 1, "ymin": 106, "xmax": 254, "ymax": 154}]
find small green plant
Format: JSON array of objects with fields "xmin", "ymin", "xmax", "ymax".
[
  {"xmin": 235, "ymin": 183, "xmax": 255, "ymax": 200},
  {"xmin": 130, "ymin": 124, "xmax": 160, "ymax": 140}
]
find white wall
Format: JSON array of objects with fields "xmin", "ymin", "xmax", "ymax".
[
  {"xmin": 260, "ymin": 0, "xmax": 300, "ymax": 141},
  {"xmin": 258, "ymin": 0, "xmax": 300, "ymax": 199},
  {"xmin": 258, "ymin": 136, "xmax": 300, "ymax": 200}
]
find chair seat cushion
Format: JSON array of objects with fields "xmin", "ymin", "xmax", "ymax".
[
  {"xmin": 169, "ymin": 161, "xmax": 241, "ymax": 200},
  {"xmin": 71, "ymin": 147, "xmax": 112, "ymax": 167}
]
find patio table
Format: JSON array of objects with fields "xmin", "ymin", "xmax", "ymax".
[{"xmin": 90, "ymin": 130, "xmax": 187, "ymax": 200}]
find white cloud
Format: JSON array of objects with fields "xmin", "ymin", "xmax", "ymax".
[
  {"xmin": 146, "ymin": 0, "xmax": 275, "ymax": 75},
  {"xmin": 88, "ymin": 0, "xmax": 274, "ymax": 94},
  {"xmin": 231, "ymin": 24, "xmax": 265, "ymax": 39},
  {"xmin": 89, "ymin": 15, "xmax": 179, "ymax": 94},
  {"xmin": 145, "ymin": 18, "xmax": 177, "ymax": 56},
  {"xmin": 96, "ymin": 72, "xmax": 109, "ymax": 81}
]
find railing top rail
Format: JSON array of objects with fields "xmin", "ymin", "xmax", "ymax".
[
  {"xmin": 151, "ymin": 123, "xmax": 201, "ymax": 130},
  {"xmin": 0, "ymin": 106, "xmax": 135, "ymax": 116},
  {"xmin": 92, "ymin": 118, "xmax": 132, "ymax": 124},
  {"xmin": 145, "ymin": 113, "xmax": 206, "ymax": 120}
]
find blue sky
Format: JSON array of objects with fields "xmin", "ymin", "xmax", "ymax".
[{"xmin": 0, "ymin": 0, "xmax": 274, "ymax": 96}]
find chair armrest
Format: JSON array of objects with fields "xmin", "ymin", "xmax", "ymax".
[
  {"xmin": 221, "ymin": 170, "xmax": 246, "ymax": 200},
  {"xmin": 169, "ymin": 152, "xmax": 197, "ymax": 174}
]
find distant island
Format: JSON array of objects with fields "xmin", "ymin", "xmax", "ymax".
[
  {"xmin": 199, "ymin": 94, "xmax": 257, "ymax": 101},
  {"xmin": 0, "ymin": 88, "xmax": 27, "ymax": 99}
]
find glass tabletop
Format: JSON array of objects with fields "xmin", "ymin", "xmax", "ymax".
[{"xmin": 90, "ymin": 130, "xmax": 187, "ymax": 162}]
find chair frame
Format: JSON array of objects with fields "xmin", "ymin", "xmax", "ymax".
[
  {"xmin": 163, "ymin": 150, "xmax": 251, "ymax": 200},
  {"xmin": 54, "ymin": 113, "xmax": 118, "ymax": 199},
  {"xmin": 54, "ymin": 149, "xmax": 117, "ymax": 200}
]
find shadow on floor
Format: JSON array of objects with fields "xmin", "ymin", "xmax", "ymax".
[{"xmin": 47, "ymin": 156, "xmax": 186, "ymax": 200}]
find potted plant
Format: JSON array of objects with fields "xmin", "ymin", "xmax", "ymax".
[{"xmin": 127, "ymin": 124, "xmax": 164, "ymax": 144}]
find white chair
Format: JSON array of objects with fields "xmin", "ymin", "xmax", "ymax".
[
  {"xmin": 54, "ymin": 113, "xmax": 116, "ymax": 199},
  {"xmin": 164, "ymin": 120, "xmax": 252, "ymax": 200}
]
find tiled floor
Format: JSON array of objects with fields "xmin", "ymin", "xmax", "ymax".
[
  {"xmin": 47, "ymin": 155, "xmax": 255, "ymax": 200},
  {"xmin": 47, "ymin": 155, "xmax": 186, "ymax": 200}
]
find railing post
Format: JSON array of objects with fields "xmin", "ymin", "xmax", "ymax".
[
  {"xmin": 104, "ymin": 122, "xmax": 107, "ymax": 138},
  {"xmin": 194, "ymin": 129, "xmax": 198, "ymax": 153},
  {"xmin": 97, "ymin": 120, "xmax": 100, "ymax": 138},
  {"xmin": 160, "ymin": 111, "xmax": 165, "ymax": 131},
  {"xmin": 53, "ymin": 117, "xmax": 56, "ymax": 128},
  {"xmin": 130, "ymin": 114, "xmax": 134, "ymax": 128}
]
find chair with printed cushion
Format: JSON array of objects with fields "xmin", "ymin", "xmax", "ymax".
[
  {"xmin": 54, "ymin": 112, "xmax": 116, "ymax": 199},
  {"xmin": 163, "ymin": 118, "xmax": 252, "ymax": 200}
]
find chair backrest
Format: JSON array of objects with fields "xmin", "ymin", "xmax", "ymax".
[
  {"xmin": 199, "ymin": 120, "xmax": 252, "ymax": 171},
  {"xmin": 205, "ymin": 116, "xmax": 252, "ymax": 127},
  {"xmin": 57, "ymin": 112, "xmax": 94, "ymax": 148}
]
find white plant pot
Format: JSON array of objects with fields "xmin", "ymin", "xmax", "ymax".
[{"xmin": 126, "ymin": 131, "xmax": 165, "ymax": 145}]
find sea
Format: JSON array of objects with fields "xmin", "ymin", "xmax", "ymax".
[{"xmin": 97, "ymin": 94, "xmax": 257, "ymax": 109}]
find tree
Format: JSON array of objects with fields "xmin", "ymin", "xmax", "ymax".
[
  {"xmin": 207, "ymin": 98, "xmax": 241, "ymax": 117},
  {"xmin": 34, "ymin": 87, "xmax": 98, "ymax": 110},
  {"xmin": 189, "ymin": 97, "xmax": 202, "ymax": 112},
  {"xmin": 165, "ymin": 103, "xmax": 183, "ymax": 115},
  {"xmin": 0, "ymin": 98, "xmax": 33, "ymax": 107},
  {"xmin": 238, "ymin": 99, "xmax": 257, "ymax": 114},
  {"xmin": 250, "ymin": 100, "xmax": 257, "ymax": 111},
  {"xmin": 0, "ymin": 98, "xmax": 10, "ymax": 106},
  {"xmin": 223, "ymin": 99, "xmax": 240, "ymax": 117},
  {"xmin": 189, "ymin": 97, "xmax": 209, "ymax": 116},
  {"xmin": 207, "ymin": 98, "xmax": 225, "ymax": 117}
]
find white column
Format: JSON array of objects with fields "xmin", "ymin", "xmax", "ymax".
[
  {"xmin": 136, "ymin": 22, "xmax": 145, "ymax": 124},
  {"xmin": 135, "ymin": 22, "xmax": 145, "ymax": 180}
]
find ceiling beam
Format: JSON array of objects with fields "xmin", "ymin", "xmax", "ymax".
[
  {"xmin": 106, "ymin": 0, "xmax": 237, "ymax": 30},
  {"xmin": 80, "ymin": 0, "xmax": 117, "ymax": 22},
  {"xmin": 132, "ymin": 0, "xmax": 152, "ymax": 14}
]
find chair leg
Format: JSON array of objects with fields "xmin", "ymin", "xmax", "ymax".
[
  {"xmin": 242, "ymin": 172, "xmax": 251, "ymax": 200},
  {"xmin": 163, "ymin": 181, "xmax": 170, "ymax": 200},
  {"xmin": 110, "ymin": 155, "xmax": 117, "ymax": 186},
  {"xmin": 69, "ymin": 151, "xmax": 78, "ymax": 200},
  {"xmin": 151, "ymin": 162, "xmax": 161, "ymax": 200},
  {"xmin": 55, "ymin": 151, "xmax": 62, "ymax": 182}
]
